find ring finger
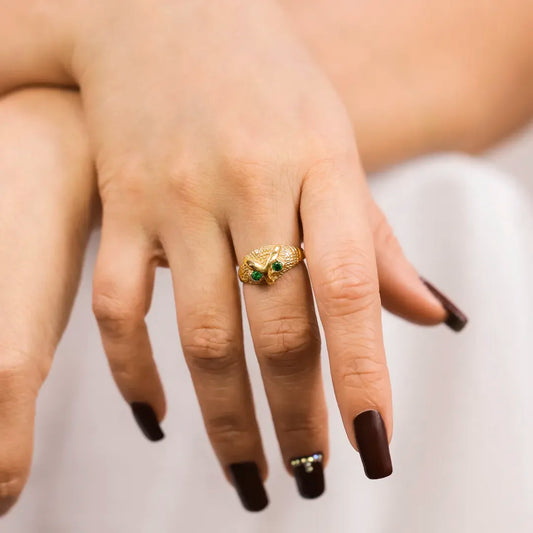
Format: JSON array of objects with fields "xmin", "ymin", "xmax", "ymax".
[{"xmin": 230, "ymin": 190, "xmax": 328, "ymax": 500}]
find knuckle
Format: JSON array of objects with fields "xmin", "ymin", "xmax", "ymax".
[
  {"xmin": 222, "ymin": 134, "xmax": 277, "ymax": 173},
  {"xmin": 278, "ymin": 413, "xmax": 326, "ymax": 440},
  {"xmin": 182, "ymin": 322, "xmax": 239, "ymax": 374},
  {"xmin": 0, "ymin": 347, "xmax": 42, "ymax": 397},
  {"xmin": 165, "ymin": 163, "xmax": 205, "ymax": 205},
  {"xmin": 98, "ymin": 158, "xmax": 150, "ymax": 203},
  {"xmin": 92, "ymin": 289, "xmax": 143, "ymax": 337},
  {"xmin": 0, "ymin": 365, "xmax": 29, "ymax": 391},
  {"xmin": 303, "ymin": 145, "xmax": 360, "ymax": 182},
  {"xmin": 339, "ymin": 351, "xmax": 388, "ymax": 393},
  {"xmin": 107, "ymin": 355, "xmax": 143, "ymax": 384},
  {"xmin": 255, "ymin": 313, "xmax": 320, "ymax": 373},
  {"xmin": 304, "ymin": 140, "xmax": 355, "ymax": 171},
  {"xmin": 231, "ymin": 165, "xmax": 278, "ymax": 205},
  {"xmin": 205, "ymin": 413, "xmax": 256, "ymax": 448},
  {"xmin": 317, "ymin": 250, "xmax": 378, "ymax": 318},
  {"xmin": 222, "ymin": 148, "xmax": 297, "ymax": 201}
]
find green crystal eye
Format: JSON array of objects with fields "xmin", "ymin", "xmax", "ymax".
[
  {"xmin": 251, "ymin": 270, "xmax": 263, "ymax": 281},
  {"xmin": 272, "ymin": 261, "xmax": 283, "ymax": 272}
]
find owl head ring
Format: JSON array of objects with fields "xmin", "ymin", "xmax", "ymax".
[{"xmin": 238, "ymin": 244, "xmax": 305, "ymax": 285}]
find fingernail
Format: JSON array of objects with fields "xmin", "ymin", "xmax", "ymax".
[
  {"xmin": 353, "ymin": 410, "xmax": 392, "ymax": 479},
  {"xmin": 290, "ymin": 452, "xmax": 325, "ymax": 499},
  {"xmin": 130, "ymin": 402, "xmax": 165, "ymax": 441},
  {"xmin": 420, "ymin": 277, "xmax": 468, "ymax": 332},
  {"xmin": 228, "ymin": 462, "xmax": 269, "ymax": 512}
]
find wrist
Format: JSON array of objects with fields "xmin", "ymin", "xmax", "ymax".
[
  {"xmin": 0, "ymin": 1, "xmax": 76, "ymax": 93},
  {"xmin": 69, "ymin": 0, "xmax": 300, "ymax": 86}
]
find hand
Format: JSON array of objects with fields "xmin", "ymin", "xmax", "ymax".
[
  {"xmin": 0, "ymin": 88, "xmax": 97, "ymax": 514},
  {"xmin": 0, "ymin": 86, "xmax": 458, "ymax": 516},
  {"xmin": 65, "ymin": 0, "xmax": 453, "ymax": 507},
  {"xmin": 0, "ymin": 0, "xmax": 467, "ymax": 513}
]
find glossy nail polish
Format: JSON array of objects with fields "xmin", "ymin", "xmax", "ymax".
[
  {"xmin": 420, "ymin": 277, "xmax": 468, "ymax": 332},
  {"xmin": 353, "ymin": 410, "xmax": 392, "ymax": 479},
  {"xmin": 130, "ymin": 402, "xmax": 165, "ymax": 441},
  {"xmin": 228, "ymin": 462, "xmax": 269, "ymax": 512},
  {"xmin": 290, "ymin": 452, "xmax": 325, "ymax": 499}
]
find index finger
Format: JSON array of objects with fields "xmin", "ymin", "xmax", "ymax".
[{"xmin": 300, "ymin": 155, "xmax": 393, "ymax": 479}]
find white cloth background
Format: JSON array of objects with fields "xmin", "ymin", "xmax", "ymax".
[{"xmin": 3, "ymin": 127, "xmax": 532, "ymax": 533}]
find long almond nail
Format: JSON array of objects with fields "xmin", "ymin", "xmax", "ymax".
[
  {"xmin": 130, "ymin": 402, "xmax": 165, "ymax": 441},
  {"xmin": 353, "ymin": 410, "xmax": 392, "ymax": 479},
  {"xmin": 228, "ymin": 462, "xmax": 269, "ymax": 512},
  {"xmin": 420, "ymin": 278, "xmax": 468, "ymax": 332},
  {"xmin": 290, "ymin": 452, "xmax": 325, "ymax": 499}
]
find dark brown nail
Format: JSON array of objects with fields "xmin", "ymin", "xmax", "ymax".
[
  {"xmin": 290, "ymin": 452, "xmax": 325, "ymax": 499},
  {"xmin": 353, "ymin": 410, "xmax": 392, "ymax": 479},
  {"xmin": 228, "ymin": 462, "xmax": 268, "ymax": 512},
  {"xmin": 420, "ymin": 277, "xmax": 468, "ymax": 332},
  {"xmin": 130, "ymin": 402, "xmax": 165, "ymax": 441}
]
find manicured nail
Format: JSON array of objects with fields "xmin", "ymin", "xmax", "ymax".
[
  {"xmin": 130, "ymin": 402, "xmax": 165, "ymax": 441},
  {"xmin": 290, "ymin": 452, "xmax": 325, "ymax": 499},
  {"xmin": 420, "ymin": 277, "xmax": 468, "ymax": 332},
  {"xmin": 353, "ymin": 410, "xmax": 392, "ymax": 479},
  {"xmin": 228, "ymin": 462, "xmax": 269, "ymax": 512}
]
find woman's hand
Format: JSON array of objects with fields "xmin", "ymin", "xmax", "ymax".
[
  {"xmin": 0, "ymin": 86, "xmax": 459, "ymax": 515},
  {"xmin": 66, "ymin": 0, "xmax": 455, "ymax": 507},
  {"xmin": 0, "ymin": 0, "xmax": 467, "ymax": 513},
  {"xmin": 0, "ymin": 88, "xmax": 97, "ymax": 514}
]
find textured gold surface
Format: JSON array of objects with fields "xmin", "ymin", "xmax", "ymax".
[{"xmin": 238, "ymin": 244, "xmax": 305, "ymax": 285}]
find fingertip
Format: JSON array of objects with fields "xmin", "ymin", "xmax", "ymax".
[
  {"xmin": 419, "ymin": 278, "xmax": 469, "ymax": 332},
  {"xmin": 380, "ymin": 268, "xmax": 448, "ymax": 325},
  {"xmin": 130, "ymin": 402, "xmax": 165, "ymax": 441}
]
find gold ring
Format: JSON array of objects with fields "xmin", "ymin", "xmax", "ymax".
[{"xmin": 238, "ymin": 244, "xmax": 305, "ymax": 285}]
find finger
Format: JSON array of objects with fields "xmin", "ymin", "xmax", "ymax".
[
  {"xmin": 230, "ymin": 189, "xmax": 328, "ymax": 500},
  {"xmin": 0, "ymin": 88, "xmax": 94, "ymax": 514},
  {"xmin": 93, "ymin": 215, "xmax": 166, "ymax": 441},
  {"xmin": 369, "ymin": 200, "xmax": 468, "ymax": 331},
  {"xmin": 300, "ymin": 155, "xmax": 393, "ymax": 479},
  {"xmin": 160, "ymin": 214, "xmax": 268, "ymax": 512},
  {"xmin": 369, "ymin": 200, "xmax": 446, "ymax": 323}
]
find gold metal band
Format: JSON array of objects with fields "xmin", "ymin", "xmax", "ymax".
[{"xmin": 238, "ymin": 244, "xmax": 305, "ymax": 285}]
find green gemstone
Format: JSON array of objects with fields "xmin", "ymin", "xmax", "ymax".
[
  {"xmin": 272, "ymin": 261, "xmax": 283, "ymax": 272},
  {"xmin": 251, "ymin": 270, "xmax": 263, "ymax": 281}
]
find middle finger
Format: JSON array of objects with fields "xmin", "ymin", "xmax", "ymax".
[{"xmin": 160, "ymin": 210, "xmax": 269, "ymax": 512}]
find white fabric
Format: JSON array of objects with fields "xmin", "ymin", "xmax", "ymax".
[{"xmin": 3, "ymin": 130, "xmax": 533, "ymax": 532}]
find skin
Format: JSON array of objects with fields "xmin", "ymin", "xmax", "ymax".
[
  {"xmin": 0, "ymin": 0, "xmax": 532, "ymax": 515},
  {"xmin": 283, "ymin": 0, "xmax": 533, "ymax": 170},
  {"xmin": 0, "ymin": 87, "xmax": 438, "ymax": 513},
  {"xmin": 0, "ymin": 89, "xmax": 97, "ymax": 514},
  {"xmin": 1, "ymin": 1, "xmax": 532, "ymax": 168}
]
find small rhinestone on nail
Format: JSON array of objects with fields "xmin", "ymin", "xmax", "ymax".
[{"xmin": 290, "ymin": 452, "xmax": 323, "ymax": 473}]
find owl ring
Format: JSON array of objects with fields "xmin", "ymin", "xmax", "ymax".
[{"xmin": 238, "ymin": 244, "xmax": 305, "ymax": 285}]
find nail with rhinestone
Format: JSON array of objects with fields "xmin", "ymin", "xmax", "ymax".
[{"xmin": 290, "ymin": 452, "xmax": 325, "ymax": 499}]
